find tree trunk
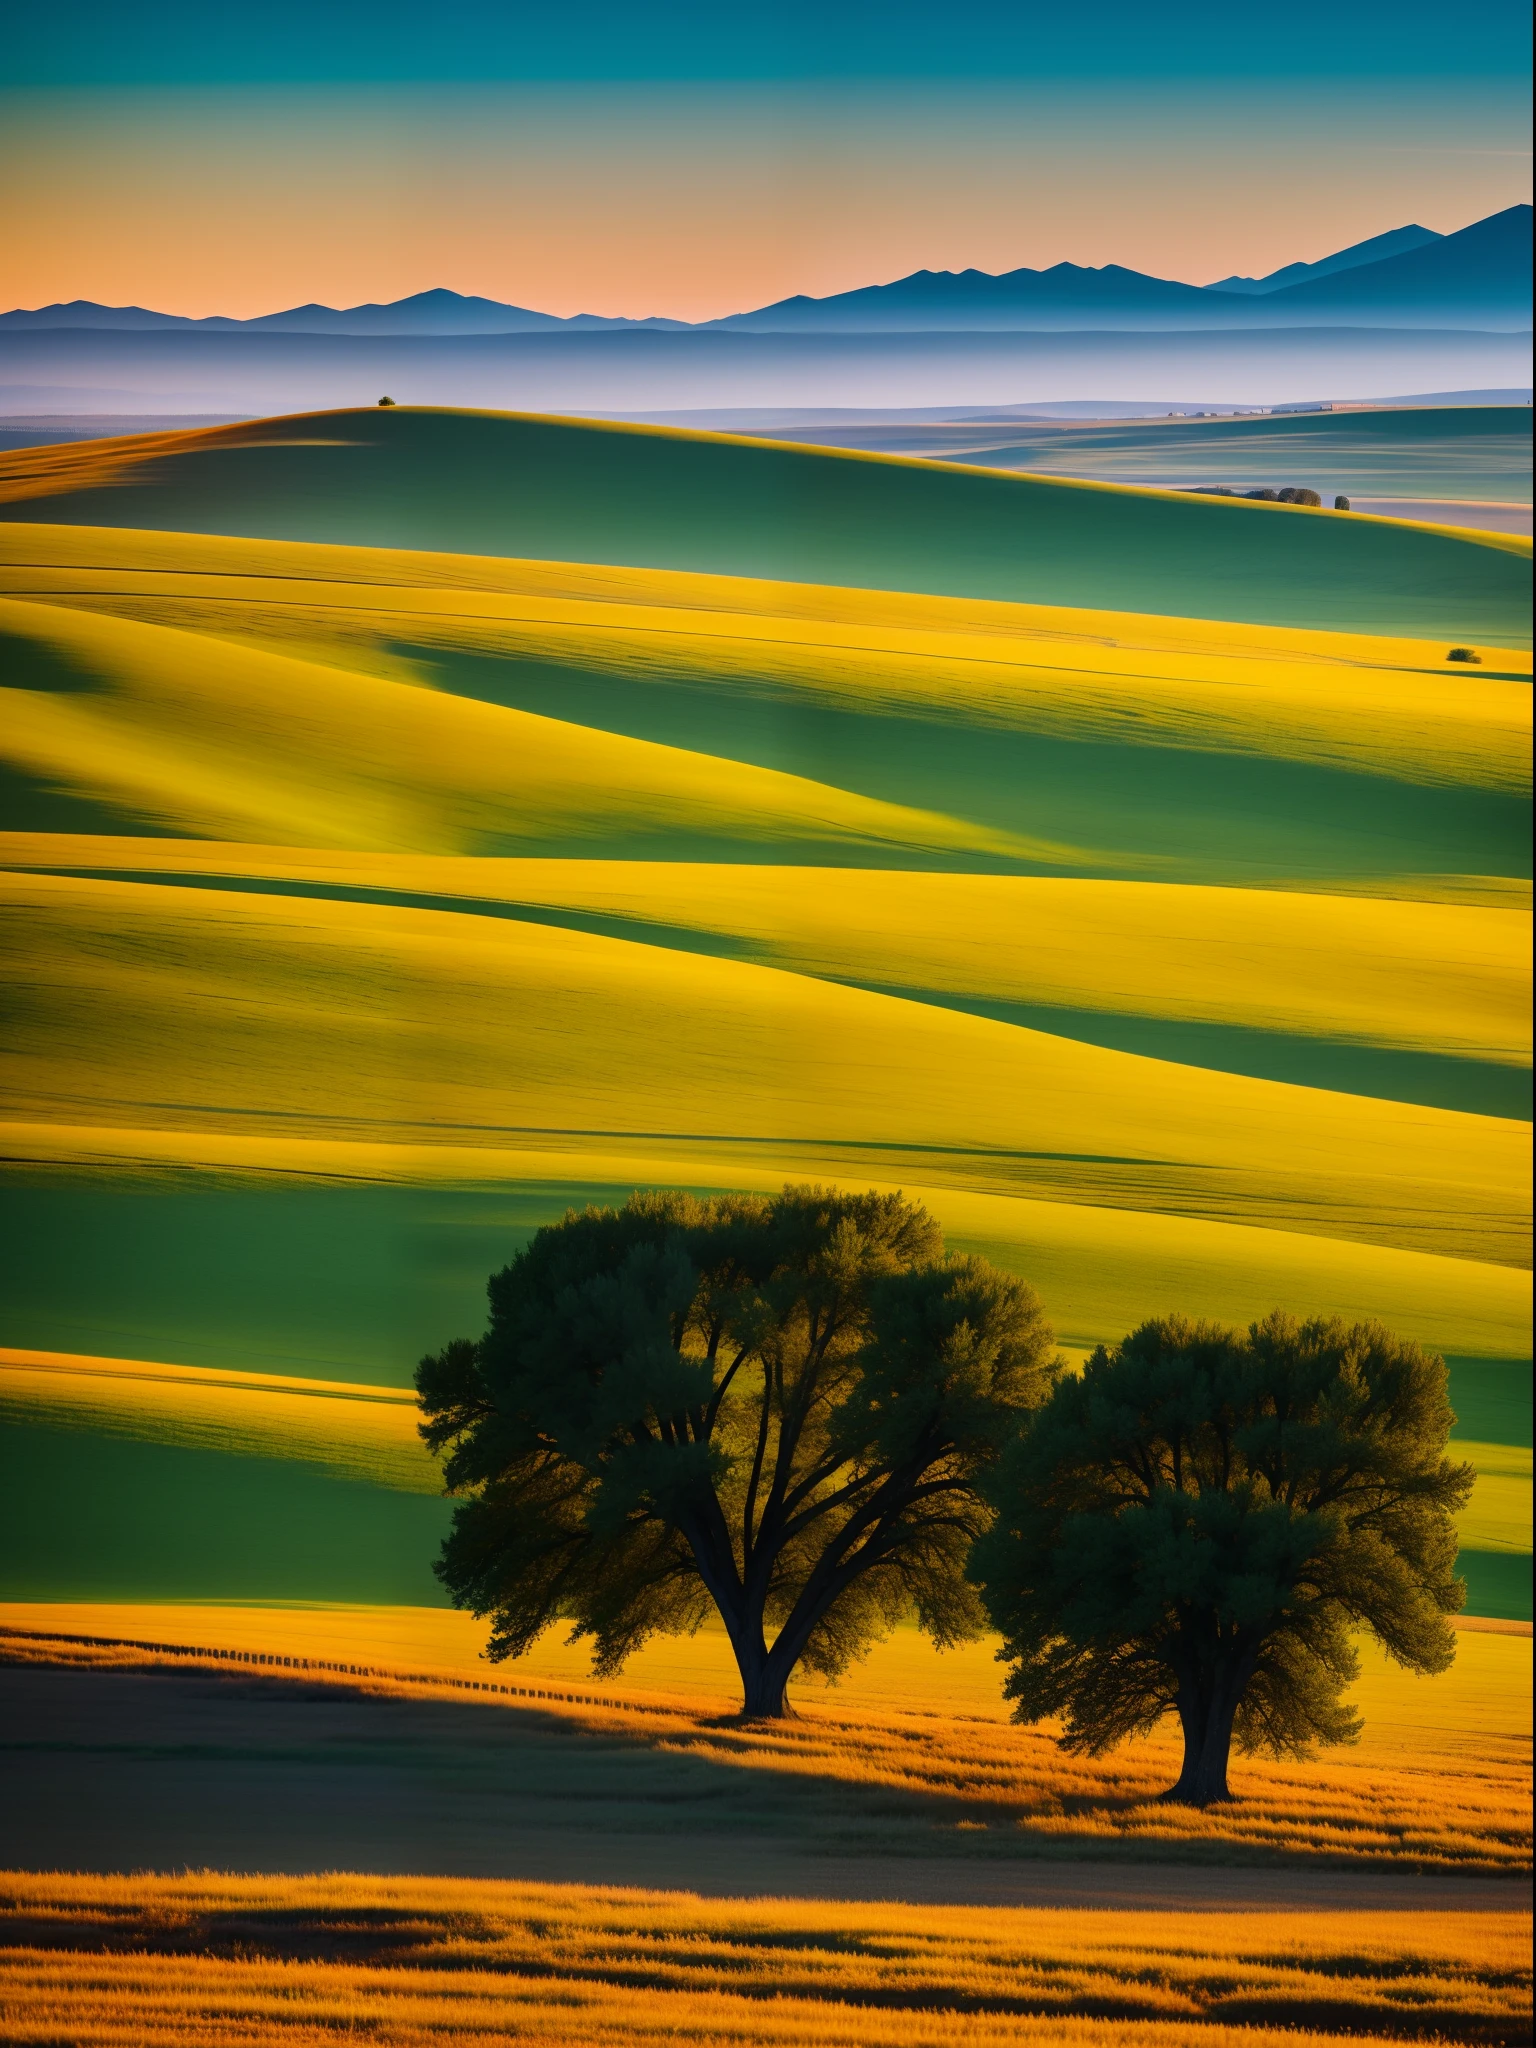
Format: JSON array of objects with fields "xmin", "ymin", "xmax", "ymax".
[
  {"xmin": 738, "ymin": 1665, "xmax": 792, "ymax": 1718},
  {"xmin": 727, "ymin": 1625, "xmax": 793, "ymax": 1719},
  {"xmin": 1164, "ymin": 1687, "xmax": 1238, "ymax": 1805}
]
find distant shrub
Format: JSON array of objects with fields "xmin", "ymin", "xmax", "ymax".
[
  {"xmin": 1245, "ymin": 488, "xmax": 1278, "ymax": 501},
  {"xmin": 1334, "ymin": 495, "xmax": 1351, "ymax": 511},
  {"xmin": 1276, "ymin": 487, "xmax": 1322, "ymax": 507},
  {"xmin": 1447, "ymin": 647, "xmax": 1483, "ymax": 663},
  {"xmin": 377, "ymin": 396, "xmax": 396, "ymax": 408}
]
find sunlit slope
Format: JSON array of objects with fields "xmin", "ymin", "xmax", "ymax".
[
  {"xmin": 1, "ymin": 526, "xmax": 1528, "ymax": 892},
  {"xmin": 3, "ymin": 1345, "xmax": 1521, "ymax": 1563},
  {"xmin": 1453, "ymin": 1442, "xmax": 1534, "ymax": 1553},
  {"xmin": 3, "ymin": 871, "xmax": 1526, "ymax": 1263},
  {"xmin": 0, "ymin": 408, "xmax": 1527, "ymax": 640},
  {"xmin": 3, "ymin": 1170, "xmax": 1526, "ymax": 1403},
  {"xmin": 0, "ymin": 1348, "xmax": 437, "ymax": 1493},
  {"xmin": 0, "ymin": 596, "xmax": 1039, "ymax": 864},
  {"xmin": 4, "ymin": 524, "xmax": 1528, "ymax": 791},
  {"xmin": 16, "ymin": 846, "xmax": 1516, "ymax": 1069}
]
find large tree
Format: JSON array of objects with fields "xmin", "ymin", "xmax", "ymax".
[
  {"xmin": 968, "ymin": 1312, "xmax": 1473, "ymax": 1804},
  {"xmin": 417, "ymin": 1185, "xmax": 1055, "ymax": 1717}
]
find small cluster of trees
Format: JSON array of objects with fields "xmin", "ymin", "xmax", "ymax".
[
  {"xmin": 418, "ymin": 1187, "xmax": 1472, "ymax": 1805},
  {"xmin": 1192, "ymin": 485, "xmax": 1325, "ymax": 506}
]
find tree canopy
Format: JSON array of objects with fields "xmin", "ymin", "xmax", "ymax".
[
  {"xmin": 968, "ymin": 1312, "xmax": 1473, "ymax": 1804},
  {"xmin": 418, "ymin": 1184, "xmax": 1056, "ymax": 1717}
]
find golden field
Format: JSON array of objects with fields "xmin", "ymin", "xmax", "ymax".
[{"xmin": 0, "ymin": 1873, "xmax": 1530, "ymax": 2048}]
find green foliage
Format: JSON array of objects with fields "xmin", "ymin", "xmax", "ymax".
[
  {"xmin": 417, "ymin": 1184, "xmax": 1056, "ymax": 1714},
  {"xmin": 377, "ymin": 396, "xmax": 396, "ymax": 407},
  {"xmin": 968, "ymin": 1312, "xmax": 1473, "ymax": 1803},
  {"xmin": 1334, "ymin": 496, "xmax": 1351, "ymax": 511},
  {"xmin": 1447, "ymin": 646, "xmax": 1483, "ymax": 663}
]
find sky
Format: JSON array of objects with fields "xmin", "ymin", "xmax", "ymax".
[{"xmin": 1, "ymin": 1, "xmax": 1530, "ymax": 321}]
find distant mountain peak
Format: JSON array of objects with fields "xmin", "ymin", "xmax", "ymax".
[{"xmin": 1205, "ymin": 223, "xmax": 1443, "ymax": 296}]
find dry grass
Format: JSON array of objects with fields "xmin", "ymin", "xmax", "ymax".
[
  {"xmin": 1, "ymin": 1604, "xmax": 1528, "ymax": 1875},
  {"xmin": 0, "ymin": 1873, "xmax": 1528, "ymax": 2046}
]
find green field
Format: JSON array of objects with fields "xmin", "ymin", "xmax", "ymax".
[
  {"xmin": 1, "ymin": 404, "xmax": 1528, "ymax": 637},
  {"xmin": 0, "ymin": 406, "xmax": 1528, "ymax": 1621},
  {"xmin": 774, "ymin": 403, "xmax": 1535, "ymax": 511}
]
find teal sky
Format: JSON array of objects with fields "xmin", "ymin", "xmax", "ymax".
[
  {"xmin": 7, "ymin": 0, "xmax": 1532, "ymax": 83},
  {"xmin": 2, "ymin": 3, "xmax": 1530, "ymax": 318}
]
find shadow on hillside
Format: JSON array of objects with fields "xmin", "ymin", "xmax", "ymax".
[{"xmin": 0, "ymin": 1650, "xmax": 1526, "ymax": 1904}]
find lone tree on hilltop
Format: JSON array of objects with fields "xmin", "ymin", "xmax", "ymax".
[
  {"xmin": 417, "ymin": 1185, "xmax": 1056, "ymax": 1718},
  {"xmin": 968, "ymin": 1312, "xmax": 1472, "ymax": 1805}
]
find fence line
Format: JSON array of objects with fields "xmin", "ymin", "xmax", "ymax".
[{"xmin": 0, "ymin": 1625, "xmax": 681, "ymax": 1716}]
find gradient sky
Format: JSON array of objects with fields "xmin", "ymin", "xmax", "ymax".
[{"xmin": 2, "ymin": 1, "xmax": 1530, "ymax": 320}]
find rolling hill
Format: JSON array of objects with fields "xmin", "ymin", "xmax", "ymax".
[
  {"xmin": 0, "ymin": 410, "xmax": 1527, "ymax": 1621},
  {"xmin": 0, "ymin": 407, "xmax": 1529, "ymax": 640}
]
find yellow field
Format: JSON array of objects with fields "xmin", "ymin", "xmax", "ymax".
[
  {"xmin": 0, "ymin": 1873, "xmax": 1528, "ymax": 2048},
  {"xmin": 1, "ymin": 593, "xmax": 1047, "ymax": 862},
  {"xmin": 4, "ymin": 1120, "xmax": 1527, "ymax": 1368},
  {"xmin": 1454, "ymin": 1444, "xmax": 1535, "ymax": 1551},
  {"xmin": 3, "ymin": 1352, "xmax": 1523, "ymax": 1551},
  {"xmin": 0, "ymin": 1349, "xmax": 436, "ymax": 1493},
  {"xmin": 4, "ymin": 870, "xmax": 1526, "ymax": 1263},
  {"xmin": 1, "ymin": 522, "xmax": 1529, "ymax": 796},
  {"xmin": 5, "ymin": 841, "xmax": 1527, "ymax": 1059}
]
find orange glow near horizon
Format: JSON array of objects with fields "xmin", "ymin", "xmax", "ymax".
[{"xmin": 1, "ymin": 84, "xmax": 1529, "ymax": 321}]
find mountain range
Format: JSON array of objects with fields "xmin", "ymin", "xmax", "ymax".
[
  {"xmin": 1204, "ymin": 223, "xmax": 1441, "ymax": 295},
  {"xmin": 4, "ymin": 206, "xmax": 1528, "ymax": 338},
  {"xmin": 714, "ymin": 207, "xmax": 1530, "ymax": 332}
]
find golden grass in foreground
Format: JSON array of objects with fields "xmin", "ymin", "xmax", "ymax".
[
  {"xmin": 3, "ymin": 1605, "xmax": 1528, "ymax": 1873},
  {"xmin": 0, "ymin": 1875, "xmax": 1528, "ymax": 2047}
]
